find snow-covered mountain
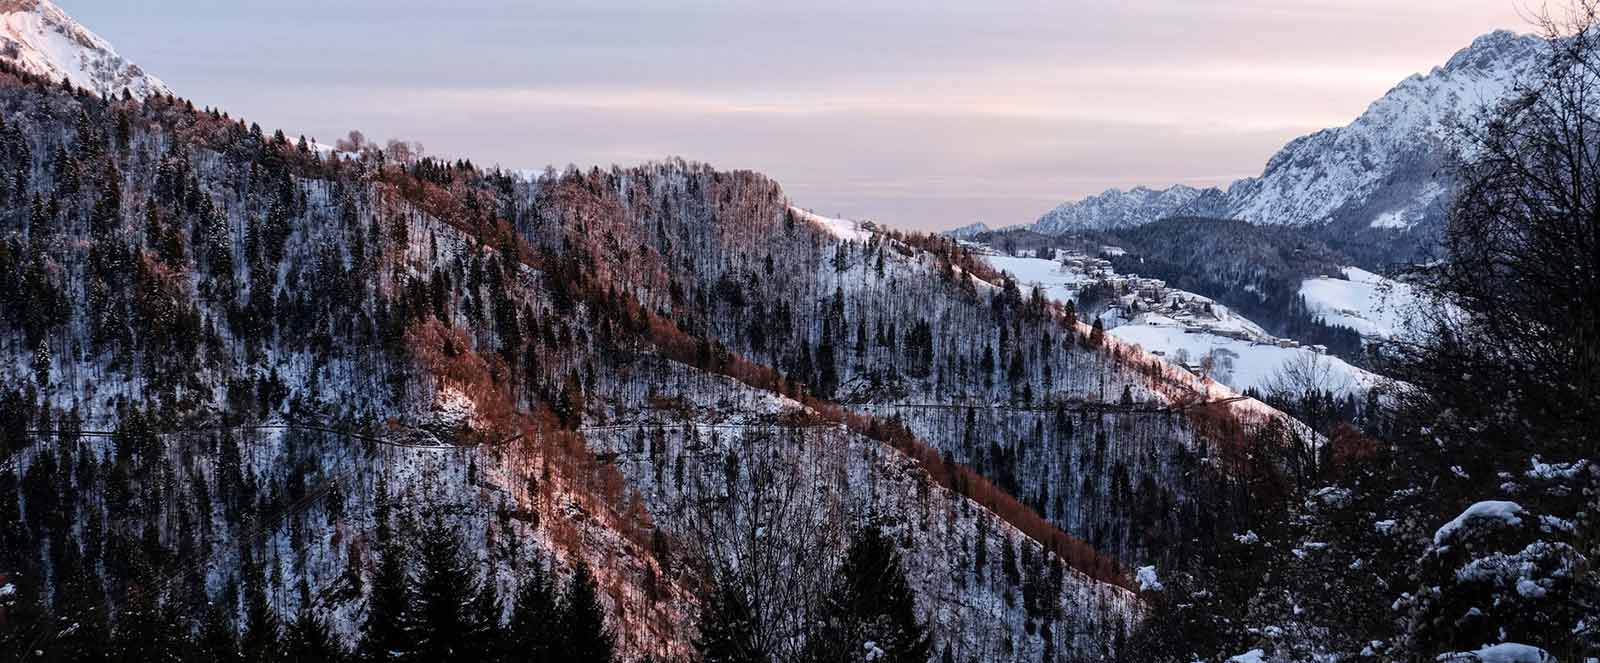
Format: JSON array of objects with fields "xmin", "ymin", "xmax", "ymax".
[
  {"xmin": 943, "ymin": 221, "xmax": 992, "ymax": 239},
  {"xmin": 0, "ymin": 0, "xmax": 171, "ymax": 98},
  {"xmin": 0, "ymin": 35, "xmax": 1237, "ymax": 656},
  {"xmin": 1029, "ymin": 30, "xmax": 1546, "ymax": 235},
  {"xmin": 1032, "ymin": 183, "xmax": 1228, "ymax": 233}
]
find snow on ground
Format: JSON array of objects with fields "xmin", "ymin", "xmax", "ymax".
[
  {"xmin": 1107, "ymin": 321, "xmax": 1382, "ymax": 396},
  {"xmin": 985, "ymin": 254, "xmax": 1092, "ymax": 304},
  {"xmin": 1228, "ymin": 650, "xmax": 1268, "ymax": 663},
  {"xmin": 790, "ymin": 206, "xmax": 871, "ymax": 242},
  {"xmin": 585, "ymin": 365, "xmax": 1141, "ymax": 660},
  {"xmin": 1299, "ymin": 267, "xmax": 1418, "ymax": 340},
  {"xmin": 1369, "ymin": 209, "xmax": 1408, "ymax": 229},
  {"xmin": 1437, "ymin": 643, "xmax": 1555, "ymax": 662},
  {"xmin": 982, "ymin": 253, "xmax": 1385, "ymax": 397},
  {"xmin": 1105, "ymin": 296, "xmax": 1271, "ymax": 341},
  {"xmin": 0, "ymin": 0, "xmax": 172, "ymax": 98},
  {"xmin": 989, "ymin": 254, "xmax": 1270, "ymax": 338}
]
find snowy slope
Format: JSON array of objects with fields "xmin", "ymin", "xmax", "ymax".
[
  {"xmin": 587, "ymin": 366, "xmax": 1140, "ymax": 661},
  {"xmin": 792, "ymin": 205, "xmax": 872, "ymax": 241},
  {"xmin": 0, "ymin": 0, "xmax": 171, "ymax": 98},
  {"xmin": 1223, "ymin": 30, "xmax": 1543, "ymax": 230},
  {"xmin": 1029, "ymin": 30, "xmax": 1546, "ymax": 234},
  {"xmin": 1108, "ymin": 323, "xmax": 1381, "ymax": 396},
  {"xmin": 986, "ymin": 253, "xmax": 1385, "ymax": 396},
  {"xmin": 1299, "ymin": 267, "xmax": 1421, "ymax": 340},
  {"xmin": 984, "ymin": 254, "xmax": 1093, "ymax": 304}
]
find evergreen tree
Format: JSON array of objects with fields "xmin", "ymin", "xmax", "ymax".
[
  {"xmin": 467, "ymin": 568, "xmax": 505, "ymax": 661},
  {"xmin": 53, "ymin": 543, "xmax": 113, "ymax": 661},
  {"xmin": 194, "ymin": 597, "xmax": 242, "ymax": 663},
  {"xmin": 239, "ymin": 551, "xmax": 283, "ymax": 663},
  {"xmin": 409, "ymin": 518, "xmax": 485, "ymax": 661},
  {"xmin": 559, "ymin": 561, "xmax": 615, "ymax": 663},
  {"xmin": 111, "ymin": 563, "xmax": 189, "ymax": 662},
  {"xmin": 357, "ymin": 535, "xmax": 412, "ymax": 662},
  {"xmin": 809, "ymin": 525, "xmax": 931, "ymax": 663},
  {"xmin": 506, "ymin": 558, "xmax": 561, "ymax": 662},
  {"xmin": 693, "ymin": 579, "xmax": 767, "ymax": 663},
  {"xmin": 285, "ymin": 580, "xmax": 341, "ymax": 663}
]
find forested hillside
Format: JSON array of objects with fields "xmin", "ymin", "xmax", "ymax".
[
  {"xmin": 0, "ymin": 55, "xmax": 1301, "ymax": 661},
  {"xmin": 10, "ymin": 2, "xmax": 1584, "ymax": 659}
]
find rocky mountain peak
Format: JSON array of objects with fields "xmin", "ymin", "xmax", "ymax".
[{"xmin": 0, "ymin": 0, "xmax": 171, "ymax": 98}]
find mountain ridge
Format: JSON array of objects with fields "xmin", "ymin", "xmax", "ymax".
[
  {"xmin": 0, "ymin": 27, "xmax": 1220, "ymax": 661},
  {"xmin": 0, "ymin": 0, "xmax": 171, "ymax": 98},
  {"xmin": 1025, "ymin": 29, "xmax": 1546, "ymax": 236}
]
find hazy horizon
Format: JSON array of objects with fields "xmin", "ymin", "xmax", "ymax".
[{"xmin": 67, "ymin": 0, "xmax": 1528, "ymax": 231}]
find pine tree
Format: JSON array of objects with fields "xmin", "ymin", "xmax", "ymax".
[
  {"xmin": 53, "ymin": 543, "xmax": 113, "ymax": 661},
  {"xmin": 809, "ymin": 525, "xmax": 931, "ymax": 663},
  {"xmin": 239, "ymin": 549, "xmax": 283, "ymax": 663},
  {"xmin": 195, "ymin": 596, "xmax": 242, "ymax": 663},
  {"xmin": 285, "ymin": 579, "xmax": 341, "ymax": 663},
  {"xmin": 507, "ymin": 558, "xmax": 561, "ymax": 661},
  {"xmin": 111, "ymin": 562, "xmax": 189, "ymax": 661},
  {"xmin": 694, "ymin": 579, "xmax": 767, "ymax": 663},
  {"xmin": 467, "ymin": 568, "xmax": 505, "ymax": 662},
  {"xmin": 357, "ymin": 535, "xmax": 412, "ymax": 662},
  {"xmin": 560, "ymin": 561, "xmax": 615, "ymax": 663},
  {"xmin": 409, "ymin": 519, "xmax": 484, "ymax": 661},
  {"xmin": 31, "ymin": 338, "xmax": 48, "ymax": 386}
]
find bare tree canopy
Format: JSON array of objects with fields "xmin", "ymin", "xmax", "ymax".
[{"xmin": 1400, "ymin": 0, "xmax": 1600, "ymax": 457}]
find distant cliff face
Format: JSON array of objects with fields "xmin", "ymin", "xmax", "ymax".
[
  {"xmin": 944, "ymin": 221, "xmax": 993, "ymax": 238},
  {"xmin": 1032, "ymin": 184, "xmax": 1229, "ymax": 233},
  {"xmin": 1030, "ymin": 30, "xmax": 1547, "ymax": 237},
  {"xmin": 0, "ymin": 0, "xmax": 172, "ymax": 98}
]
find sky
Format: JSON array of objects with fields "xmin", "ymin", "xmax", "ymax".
[{"xmin": 64, "ymin": 0, "xmax": 1529, "ymax": 231}]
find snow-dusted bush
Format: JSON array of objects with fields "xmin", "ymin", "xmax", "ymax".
[{"xmin": 1397, "ymin": 496, "xmax": 1596, "ymax": 659}]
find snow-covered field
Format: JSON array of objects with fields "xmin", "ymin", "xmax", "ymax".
[
  {"xmin": 984, "ymin": 253, "xmax": 1384, "ymax": 396},
  {"xmin": 791, "ymin": 206, "xmax": 872, "ymax": 241},
  {"xmin": 985, "ymin": 254, "xmax": 1092, "ymax": 304},
  {"xmin": 1108, "ymin": 322, "xmax": 1382, "ymax": 396},
  {"xmin": 1299, "ymin": 267, "xmax": 1419, "ymax": 340}
]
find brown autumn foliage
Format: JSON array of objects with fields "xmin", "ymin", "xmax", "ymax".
[
  {"xmin": 403, "ymin": 318, "xmax": 518, "ymax": 437},
  {"xmin": 1326, "ymin": 422, "xmax": 1379, "ymax": 474}
]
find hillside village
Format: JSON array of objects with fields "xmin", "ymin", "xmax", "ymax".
[{"xmin": 982, "ymin": 248, "xmax": 1332, "ymax": 383}]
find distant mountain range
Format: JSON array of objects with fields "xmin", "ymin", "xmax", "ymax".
[
  {"xmin": 1022, "ymin": 30, "xmax": 1546, "ymax": 236},
  {"xmin": 0, "ymin": 0, "xmax": 171, "ymax": 98}
]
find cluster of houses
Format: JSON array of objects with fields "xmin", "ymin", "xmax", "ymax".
[
  {"xmin": 1052, "ymin": 251, "xmax": 1331, "ymax": 357},
  {"xmin": 1059, "ymin": 255, "xmax": 1117, "ymax": 278}
]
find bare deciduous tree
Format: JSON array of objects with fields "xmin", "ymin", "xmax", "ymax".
[
  {"xmin": 1397, "ymin": 0, "xmax": 1600, "ymax": 458},
  {"xmin": 1263, "ymin": 351, "xmax": 1351, "ymax": 404},
  {"xmin": 675, "ymin": 428, "xmax": 850, "ymax": 663},
  {"xmin": 334, "ymin": 129, "xmax": 366, "ymax": 153}
]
